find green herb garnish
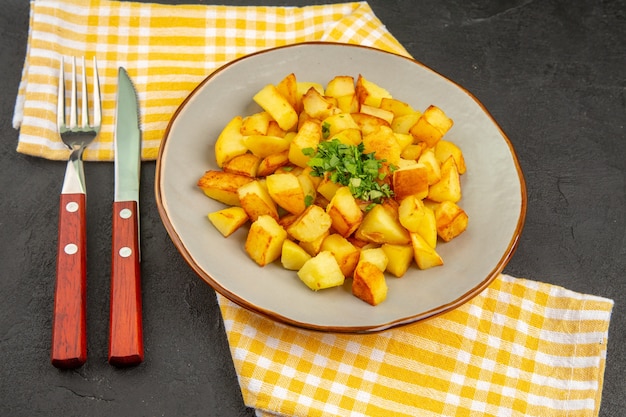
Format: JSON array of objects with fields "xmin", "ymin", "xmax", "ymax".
[
  {"xmin": 303, "ymin": 139, "xmax": 394, "ymax": 204},
  {"xmin": 321, "ymin": 121, "xmax": 331, "ymax": 139}
]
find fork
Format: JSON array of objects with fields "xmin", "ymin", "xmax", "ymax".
[{"xmin": 51, "ymin": 56, "xmax": 101, "ymax": 368}]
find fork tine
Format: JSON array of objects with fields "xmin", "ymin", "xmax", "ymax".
[
  {"xmin": 57, "ymin": 57, "xmax": 65, "ymax": 129},
  {"xmin": 69, "ymin": 57, "xmax": 77, "ymax": 129},
  {"xmin": 80, "ymin": 57, "xmax": 89, "ymax": 129},
  {"xmin": 92, "ymin": 56, "xmax": 101, "ymax": 129}
]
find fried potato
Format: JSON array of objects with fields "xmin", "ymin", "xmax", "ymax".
[
  {"xmin": 352, "ymin": 261, "xmax": 388, "ymax": 306},
  {"xmin": 207, "ymin": 207, "xmax": 249, "ymax": 237},
  {"xmin": 245, "ymin": 215, "xmax": 287, "ymax": 266},
  {"xmin": 197, "ymin": 170, "xmax": 253, "ymax": 206},
  {"xmin": 253, "ymin": 84, "xmax": 299, "ymax": 131},
  {"xmin": 214, "ymin": 116, "xmax": 248, "ymax": 168},
  {"xmin": 297, "ymin": 251, "xmax": 345, "ymax": 290}
]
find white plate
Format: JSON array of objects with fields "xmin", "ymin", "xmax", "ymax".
[{"xmin": 155, "ymin": 42, "xmax": 526, "ymax": 332}]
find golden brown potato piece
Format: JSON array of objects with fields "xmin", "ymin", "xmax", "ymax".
[
  {"xmin": 409, "ymin": 105, "xmax": 453, "ymax": 148},
  {"xmin": 435, "ymin": 139, "xmax": 466, "ymax": 175},
  {"xmin": 214, "ymin": 116, "xmax": 248, "ymax": 168},
  {"xmin": 276, "ymin": 73, "xmax": 300, "ymax": 113},
  {"xmin": 256, "ymin": 151, "xmax": 290, "ymax": 177},
  {"xmin": 197, "ymin": 170, "xmax": 253, "ymax": 206},
  {"xmin": 350, "ymin": 113, "xmax": 391, "ymax": 136},
  {"xmin": 392, "ymin": 164, "xmax": 429, "ymax": 201},
  {"xmin": 326, "ymin": 186, "xmax": 363, "ymax": 238},
  {"xmin": 237, "ymin": 180, "xmax": 279, "ymax": 221},
  {"xmin": 286, "ymin": 204, "xmax": 332, "ymax": 243},
  {"xmin": 207, "ymin": 207, "xmax": 249, "ymax": 237},
  {"xmin": 435, "ymin": 200, "xmax": 468, "ymax": 242},
  {"xmin": 222, "ymin": 153, "xmax": 261, "ymax": 178},
  {"xmin": 245, "ymin": 215, "xmax": 288, "ymax": 266},
  {"xmin": 243, "ymin": 135, "xmax": 291, "ymax": 159},
  {"xmin": 410, "ymin": 232, "xmax": 443, "ymax": 270},
  {"xmin": 427, "ymin": 156, "xmax": 461, "ymax": 203},
  {"xmin": 325, "ymin": 75, "xmax": 355, "ymax": 98},
  {"xmin": 302, "ymin": 87, "xmax": 342, "ymax": 120},
  {"xmin": 288, "ymin": 119, "xmax": 321, "ymax": 168},
  {"xmin": 322, "ymin": 113, "xmax": 360, "ymax": 138},
  {"xmin": 266, "ymin": 172, "xmax": 308, "ymax": 215},
  {"xmin": 298, "ymin": 229, "xmax": 330, "ymax": 256},
  {"xmin": 297, "ymin": 251, "xmax": 345, "ymax": 290},
  {"xmin": 417, "ymin": 148, "xmax": 441, "ymax": 185},
  {"xmin": 390, "ymin": 111, "xmax": 421, "ymax": 135},
  {"xmin": 241, "ymin": 111, "xmax": 271, "ymax": 136},
  {"xmin": 253, "ymin": 84, "xmax": 299, "ymax": 131},
  {"xmin": 380, "ymin": 97, "xmax": 416, "ymax": 118},
  {"xmin": 381, "ymin": 243, "xmax": 414, "ymax": 277},
  {"xmin": 359, "ymin": 104, "xmax": 394, "ymax": 125},
  {"xmin": 362, "ymin": 125, "xmax": 402, "ymax": 167},
  {"xmin": 352, "ymin": 261, "xmax": 388, "ymax": 306},
  {"xmin": 320, "ymin": 233, "xmax": 360, "ymax": 277},
  {"xmin": 359, "ymin": 247, "xmax": 389, "ymax": 272},
  {"xmin": 355, "ymin": 74, "xmax": 392, "ymax": 107},
  {"xmin": 280, "ymin": 239, "xmax": 312, "ymax": 270},
  {"xmin": 355, "ymin": 203, "xmax": 410, "ymax": 245}
]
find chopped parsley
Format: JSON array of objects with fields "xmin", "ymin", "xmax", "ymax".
[
  {"xmin": 321, "ymin": 121, "xmax": 331, "ymax": 139},
  {"xmin": 303, "ymin": 139, "xmax": 395, "ymax": 205}
]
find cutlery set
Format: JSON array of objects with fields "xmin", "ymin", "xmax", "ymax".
[{"xmin": 52, "ymin": 57, "xmax": 143, "ymax": 368}]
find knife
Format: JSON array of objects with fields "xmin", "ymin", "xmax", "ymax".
[{"xmin": 109, "ymin": 67, "xmax": 144, "ymax": 366}]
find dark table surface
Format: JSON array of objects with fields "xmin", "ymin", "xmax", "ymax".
[{"xmin": 1, "ymin": 1, "xmax": 624, "ymax": 416}]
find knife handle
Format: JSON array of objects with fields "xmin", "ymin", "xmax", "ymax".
[
  {"xmin": 52, "ymin": 193, "xmax": 87, "ymax": 368},
  {"xmin": 109, "ymin": 200, "xmax": 144, "ymax": 366}
]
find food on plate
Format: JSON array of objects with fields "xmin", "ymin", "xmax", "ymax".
[{"xmin": 198, "ymin": 73, "xmax": 468, "ymax": 305}]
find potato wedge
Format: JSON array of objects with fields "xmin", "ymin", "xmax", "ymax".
[
  {"xmin": 392, "ymin": 163, "xmax": 429, "ymax": 201},
  {"xmin": 245, "ymin": 215, "xmax": 288, "ymax": 266},
  {"xmin": 214, "ymin": 116, "xmax": 248, "ymax": 168},
  {"xmin": 410, "ymin": 232, "xmax": 443, "ymax": 270},
  {"xmin": 409, "ymin": 105, "xmax": 453, "ymax": 148},
  {"xmin": 288, "ymin": 119, "xmax": 321, "ymax": 168},
  {"xmin": 381, "ymin": 243, "xmax": 414, "ymax": 277},
  {"xmin": 297, "ymin": 251, "xmax": 345, "ymax": 290},
  {"xmin": 352, "ymin": 261, "xmax": 388, "ymax": 306},
  {"xmin": 241, "ymin": 111, "xmax": 271, "ymax": 136},
  {"xmin": 355, "ymin": 203, "xmax": 410, "ymax": 245},
  {"xmin": 253, "ymin": 84, "xmax": 299, "ymax": 131},
  {"xmin": 427, "ymin": 156, "xmax": 461, "ymax": 203},
  {"xmin": 355, "ymin": 74, "xmax": 392, "ymax": 107},
  {"xmin": 238, "ymin": 180, "xmax": 279, "ymax": 221},
  {"xmin": 325, "ymin": 186, "xmax": 363, "ymax": 238},
  {"xmin": 207, "ymin": 207, "xmax": 249, "ymax": 237},
  {"xmin": 281, "ymin": 239, "xmax": 312, "ymax": 270},
  {"xmin": 435, "ymin": 200, "xmax": 469, "ymax": 242},
  {"xmin": 320, "ymin": 233, "xmax": 360, "ymax": 277},
  {"xmin": 286, "ymin": 204, "xmax": 332, "ymax": 243},
  {"xmin": 197, "ymin": 170, "xmax": 253, "ymax": 206},
  {"xmin": 222, "ymin": 153, "xmax": 261, "ymax": 178}
]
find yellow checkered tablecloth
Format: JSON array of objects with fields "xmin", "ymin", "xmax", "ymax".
[
  {"xmin": 14, "ymin": 1, "xmax": 614, "ymax": 416},
  {"xmin": 221, "ymin": 274, "xmax": 613, "ymax": 417},
  {"xmin": 13, "ymin": 0, "xmax": 408, "ymax": 161}
]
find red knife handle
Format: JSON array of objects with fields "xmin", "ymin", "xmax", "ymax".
[
  {"xmin": 109, "ymin": 200, "xmax": 144, "ymax": 366},
  {"xmin": 52, "ymin": 193, "xmax": 87, "ymax": 368}
]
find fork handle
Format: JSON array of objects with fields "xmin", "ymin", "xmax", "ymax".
[
  {"xmin": 51, "ymin": 193, "xmax": 87, "ymax": 368},
  {"xmin": 109, "ymin": 200, "xmax": 143, "ymax": 366}
]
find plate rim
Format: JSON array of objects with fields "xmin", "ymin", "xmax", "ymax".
[{"xmin": 155, "ymin": 41, "xmax": 527, "ymax": 333}]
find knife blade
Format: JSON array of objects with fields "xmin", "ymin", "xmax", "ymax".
[{"xmin": 109, "ymin": 67, "xmax": 144, "ymax": 366}]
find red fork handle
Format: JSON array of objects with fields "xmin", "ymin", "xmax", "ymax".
[
  {"xmin": 52, "ymin": 193, "xmax": 87, "ymax": 368},
  {"xmin": 109, "ymin": 200, "xmax": 144, "ymax": 366}
]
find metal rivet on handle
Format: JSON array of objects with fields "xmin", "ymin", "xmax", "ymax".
[
  {"xmin": 119, "ymin": 208, "xmax": 132, "ymax": 219},
  {"xmin": 66, "ymin": 202, "xmax": 79, "ymax": 213},
  {"xmin": 119, "ymin": 247, "xmax": 132, "ymax": 258},
  {"xmin": 64, "ymin": 243, "xmax": 78, "ymax": 255}
]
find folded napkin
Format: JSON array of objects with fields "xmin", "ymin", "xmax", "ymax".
[
  {"xmin": 219, "ymin": 274, "xmax": 613, "ymax": 417},
  {"xmin": 13, "ymin": 0, "xmax": 408, "ymax": 161}
]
